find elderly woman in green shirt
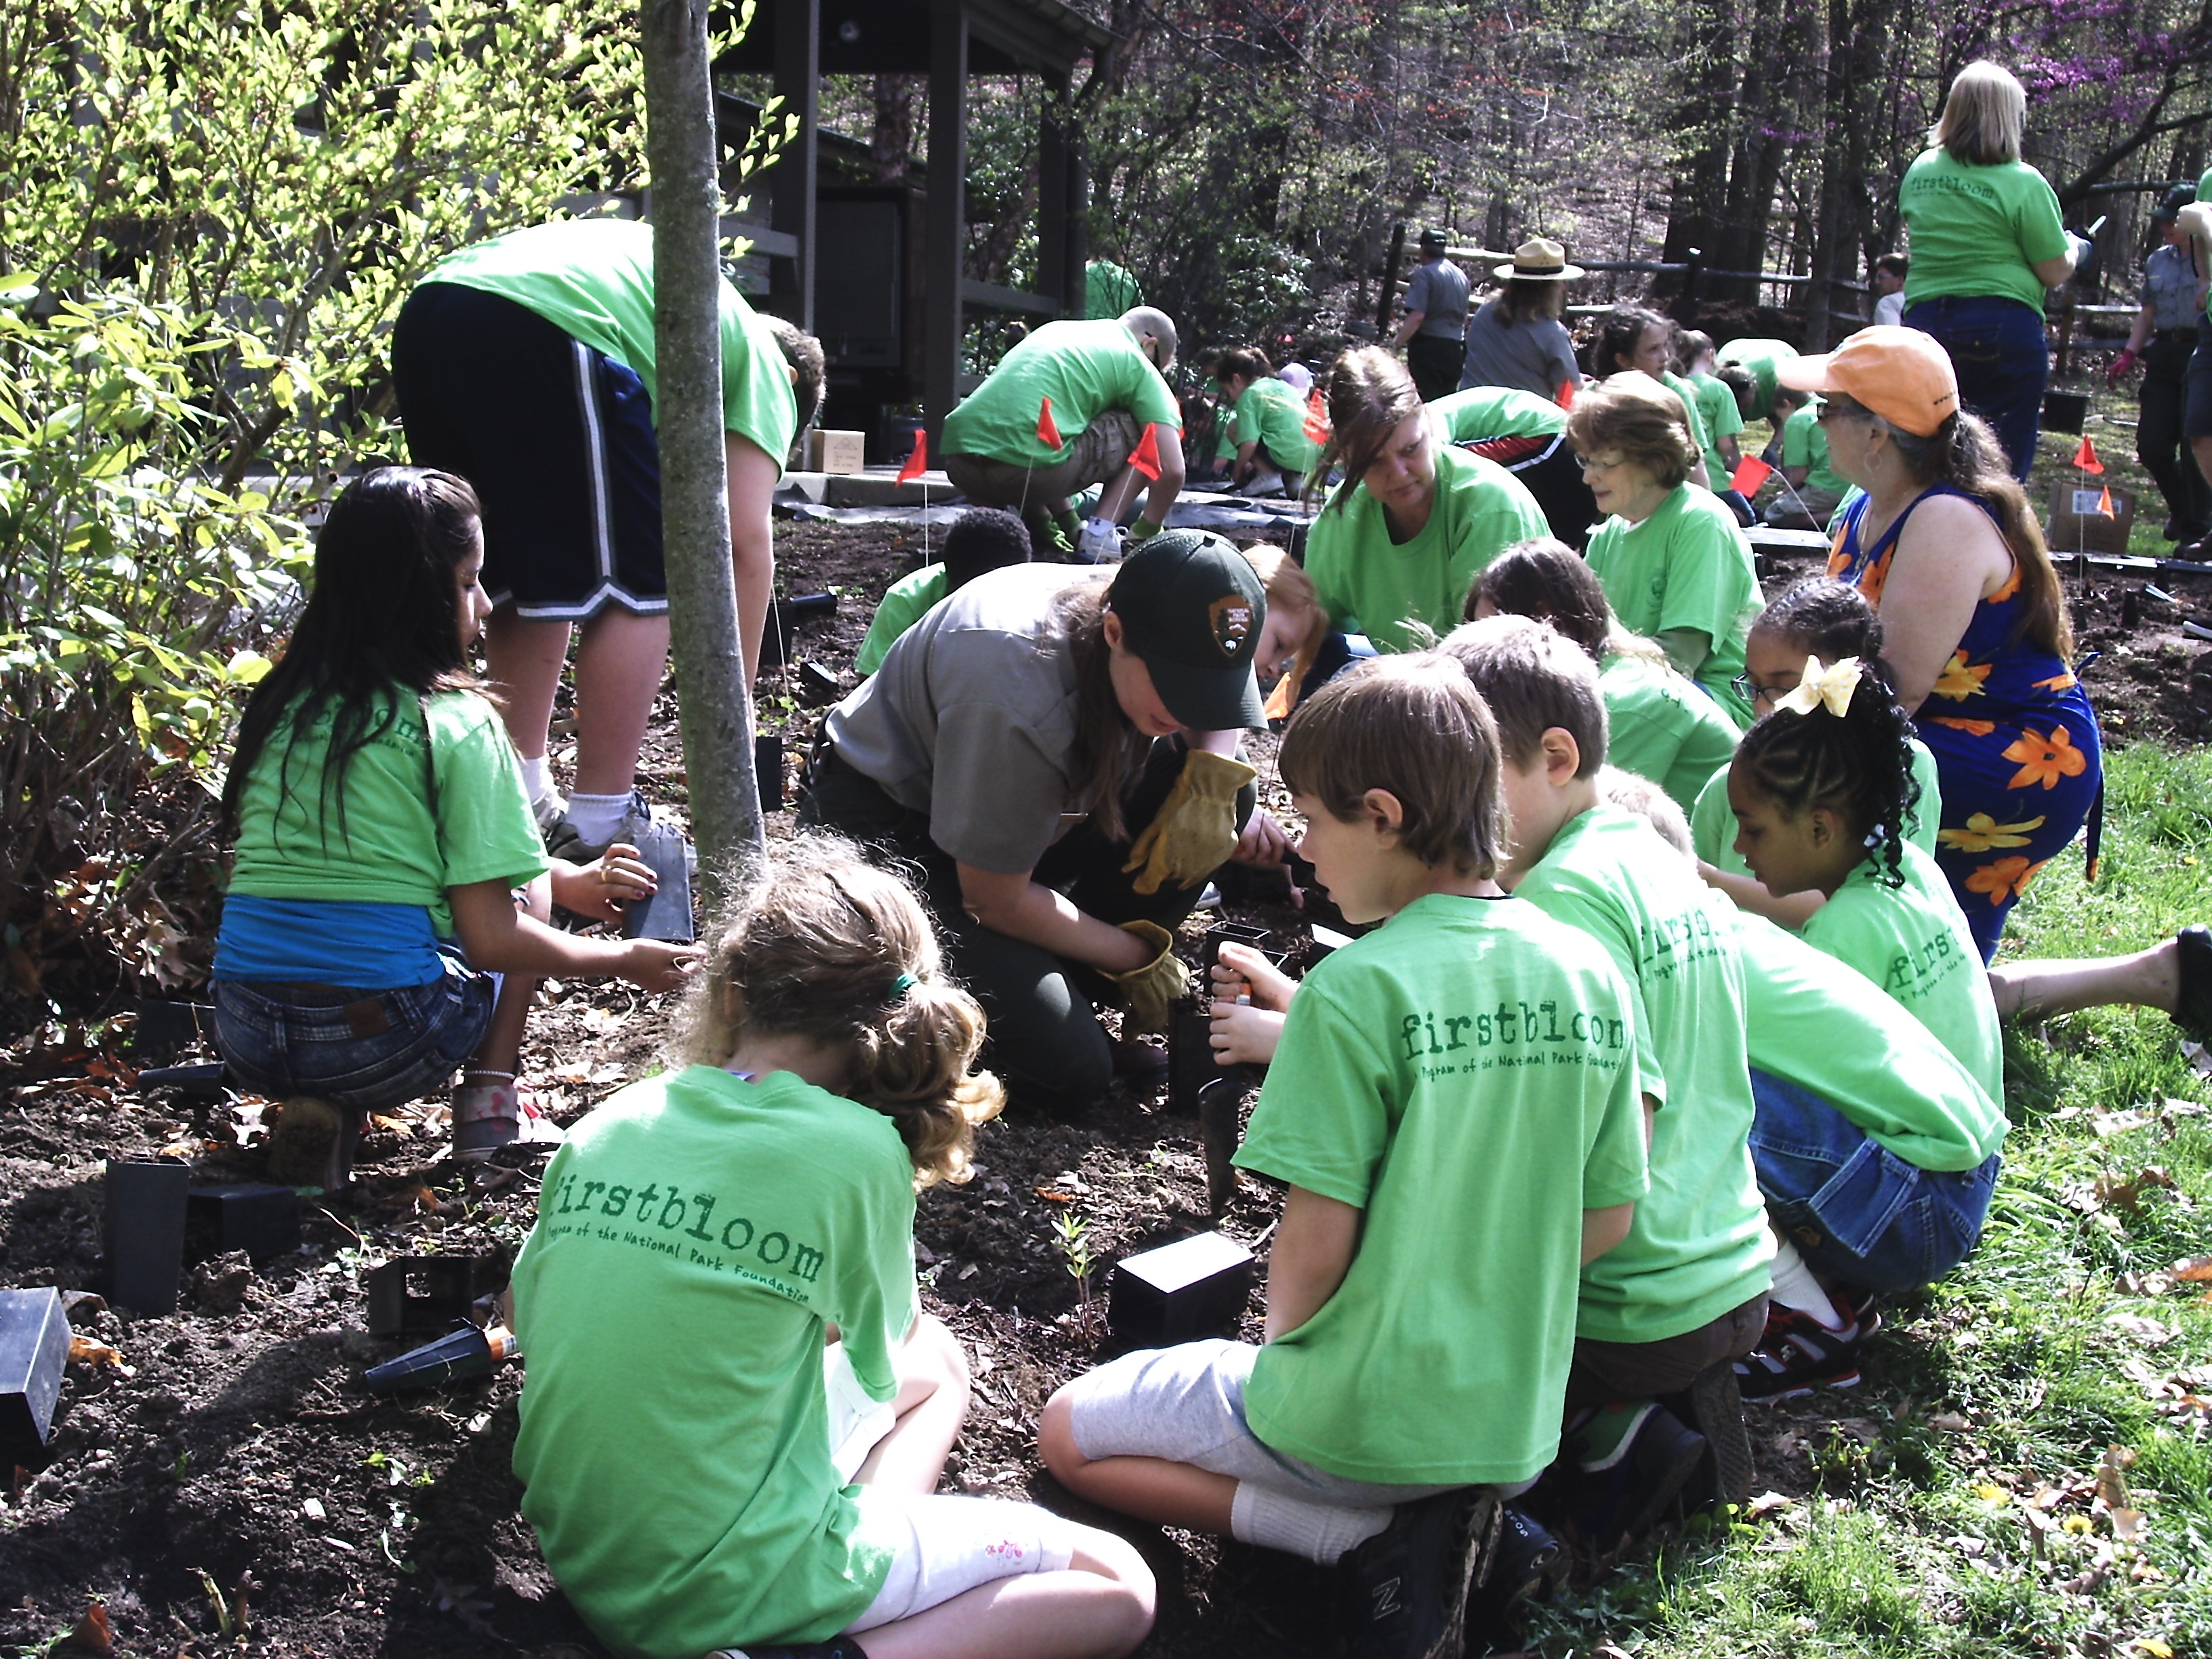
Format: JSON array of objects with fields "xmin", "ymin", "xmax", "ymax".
[{"xmin": 1572, "ymin": 373, "xmax": 1764, "ymax": 727}]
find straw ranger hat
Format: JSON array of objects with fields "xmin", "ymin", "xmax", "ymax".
[{"xmin": 1493, "ymin": 237, "xmax": 1586, "ymax": 282}]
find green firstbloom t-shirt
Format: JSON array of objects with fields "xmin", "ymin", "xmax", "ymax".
[
  {"xmin": 1600, "ymin": 652, "xmax": 1742, "ymax": 815},
  {"xmin": 1734, "ymin": 914, "xmax": 2006, "ymax": 1171},
  {"xmin": 425, "ymin": 218, "xmax": 799, "ymax": 468},
  {"xmin": 1716, "ymin": 339, "xmax": 1799, "ymax": 423},
  {"xmin": 1230, "ymin": 375, "xmax": 1324, "ymax": 474},
  {"xmin": 512, "ymin": 1067, "xmax": 922, "ymax": 1658},
  {"xmin": 1584, "ymin": 483, "xmax": 1763, "ymax": 726},
  {"xmin": 1514, "ymin": 806, "xmax": 1776, "ymax": 1345},
  {"xmin": 1799, "ymin": 841, "xmax": 2004, "ymax": 1103},
  {"xmin": 1234, "ymin": 893, "xmax": 1649, "ymax": 1486},
  {"xmin": 1305, "ymin": 442, "xmax": 1549, "ymax": 652},
  {"xmin": 854, "ymin": 565, "xmax": 949, "ymax": 676},
  {"xmin": 1426, "ymin": 386, "xmax": 1568, "ymax": 445},
  {"xmin": 1782, "ymin": 400, "xmax": 1848, "ymax": 499},
  {"xmin": 1689, "ymin": 371, "xmax": 1746, "ymax": 487},
  {"xmin": 224, "ymin": 688, "xmax": 548, "ymax": 937},
  {"xmin": 1899, "ymin": 148, "xmax": 2071, "ymax": 315},
  {"xmin": 1660, "ymin": 370, "xmax": 1715, "ymax": 478},
  {"xmin": 940, "ymin": 319, "xmax": 1181, "ymax": 468},
  {"xmin": 1693, "ymin": 741, "xmax": 1944, "ymax": 876}
]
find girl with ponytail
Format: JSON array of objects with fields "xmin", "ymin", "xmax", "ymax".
[{"xmin": 510, "ymin": 834, "xmax": 1155, "ymax": 1659}]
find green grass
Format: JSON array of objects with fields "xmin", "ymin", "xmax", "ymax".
[{"xmin": 1525, "ymin": 742, "xmax": 2212, "ymax": 1659}]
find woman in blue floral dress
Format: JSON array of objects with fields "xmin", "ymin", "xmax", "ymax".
[{"xmin": 1780, "ymin": 327, "xmax": 2100, "ymax": 960}]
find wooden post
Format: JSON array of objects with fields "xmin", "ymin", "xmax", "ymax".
[
  {"xmin": 1375, "ymin": 222, "xmax": 1406, "ymax": 339},
  {"xmin": 1039, "ymin": 66, "xmax": 1069, "ymax": 314},
  {"xmin": 923, "ymin": 0, "xmax": 968, "ymax": 450},
  {"xmin": 642, "ymin": 0, "xmax": 766, "ymax": 893},
  {"xmin": 769, "ymin": 0, "xmax": 819, "ymax": 331}
]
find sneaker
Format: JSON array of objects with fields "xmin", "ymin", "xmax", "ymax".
[
  {"xmin": 1241, "ymin": 468, "xmax": 1288, "ymax": 499},
  {"xmin": 1567, "ymin": 1402, "xmax": 1708, "ymax": 1551},
  {"xmin": 1476, "ymin": 1505, "xmax": 1566, "ymax": 1613},
  {"xmin": 1340, "ymin": 1487, "xmax": 1499, "ymax": 1659},
  {"xmin": 1073, "ymin": 518, "xmax": 1127, "ymax": 563},
  {"xmin": 531, "ymin": 789, "xmax": 569, "ymax": 838},
  {"xmin": 1734, "ymin": 1301, "xmax": 1866, "ymax": 1401},
  {"xmin": 544, "ymin": 788, "xmax": 654, "ymax": 863},
  {"xmin": 453, "ymin": 1075, "xmax": 565, "ymax": 1162},
  {"xmin": 2173, "ymin": 924, "xmax": 2212, "ymax": 1047}
]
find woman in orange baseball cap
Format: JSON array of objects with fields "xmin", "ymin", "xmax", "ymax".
[{"xmin": 1780, "ymin": 325, "xmax": 2102, "ymax": 960}]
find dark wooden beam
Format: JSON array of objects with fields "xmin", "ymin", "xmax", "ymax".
[
  {"xmin": 769, "ymin": 0, "xmax": 819, "ymax": 330},
  {"xmin": 924, "ymin": 0, "xmax": 968, "ymax": 447}
]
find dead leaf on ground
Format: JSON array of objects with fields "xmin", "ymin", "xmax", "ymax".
[
  {"xmin": 1927, "ymin": 1410, "xmax": 1973, "ymax": 1432},
  {"xmin": 2106, "ymin": 1311, "xmax": 2177, "ymax": 1347},
  {"xmin": 2173, "ymin": 1255, "xmax": 2212, "ymax": 1282},
  {"xmin": 67, "ymin": 1334, "xmax": 122, "ymax": 1369},
  {"xmin": 2095, "ymin": 1167, "xmax": 2175, "ymax": 1210},
  {"xmin": 49, "ymin": 1601, "xmax": 112, "ymax": 1658},
  {"xmin": 1745, "ymin": 1490, "xmax": 1793, "ymax": 1516}
]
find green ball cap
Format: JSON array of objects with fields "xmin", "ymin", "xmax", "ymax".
[{"xmin": 1107, "ymin": 529, "xmax": 1269, "ymax": 731}]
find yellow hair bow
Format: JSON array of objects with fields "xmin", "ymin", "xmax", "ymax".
[{"xmin": 1775, "ymin": 654, "xmax": 1863, "ymax": 718}]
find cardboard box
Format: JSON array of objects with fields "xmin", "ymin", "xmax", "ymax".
[
  {"xmin": 805, "ymin": 429, "xmax": 867, "ymax": 474},
  {"xmin": 2046, "ymin": 481, "xmax": 2135, "ymax": 557}
]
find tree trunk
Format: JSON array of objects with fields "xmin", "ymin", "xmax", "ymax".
[{"xmin": 641, "ymin": 0, "xmax": 765, "ymax": 903}]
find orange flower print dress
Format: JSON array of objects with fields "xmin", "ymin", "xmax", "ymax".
[{"xmin": 1828, "ymin": 485, "xmax": 2102, "ymax": 961}]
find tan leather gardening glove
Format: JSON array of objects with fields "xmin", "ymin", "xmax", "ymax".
[
  {"xmin": 1122, "ymin": 750, "xmax": 1258, "ymax": 895},
  {"xmin": 1105, "ymin": 920, "xmax": 1190, "ymax": 1033}
]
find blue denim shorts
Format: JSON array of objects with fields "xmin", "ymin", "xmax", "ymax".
[
  {"xmin": 213, "ymin": 950, "xmax": 496, "ymax": 1110},
  {"xmin": 1747, "ymin": 1068, "xmax": 2001, "ymax": 1294}
]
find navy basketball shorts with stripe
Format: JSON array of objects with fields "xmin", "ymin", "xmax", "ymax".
[{"xmin": 392, "ymin": 283, "xmax": 668, "ymax": 619}]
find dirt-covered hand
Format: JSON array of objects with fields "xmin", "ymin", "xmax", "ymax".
[
  {"xmin": 1122, "ymin": 750, "xmax": 1257, "ymax": 895},
  {"xmin": 1105, "ymin": 920, "xmax": 1189, "ymax": 1032}
]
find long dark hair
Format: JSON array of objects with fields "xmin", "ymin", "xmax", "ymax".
[
  {"xmin": 1881, "ymin": 407, "xmax": 2074, "ymax": 659},
  {"xmin": 1052, "ymin": 579, "xmax": 1144, "ymax": 843},
  {"xmin": 220, "ymin": 467, "xmax": 485, "ymax": 847},
  {"xmin": 1319, "ymin": 345, "xmax": 1425, "ymax": 514},
  {"xmin": 1591, "ymin": 304, "xmax": 1672, "ymax": 378},
  {"xmin": 1731, "ymin": 657, "xmax": 1921, "ymax": 886}
]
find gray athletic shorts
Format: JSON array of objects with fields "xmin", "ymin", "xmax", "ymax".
[{"xmin": 1061, "ymin": 1338, "xmax": 1474, "ymax": 1509}]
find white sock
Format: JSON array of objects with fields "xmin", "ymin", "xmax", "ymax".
[
  {"xmin": 1230, "ymin": 1481, "xmax": 1391, "ymax": 1565},
  {"xmin": 563, "ymin": 791, "xmax": 632, "ymax": 845},
  {"xmin": 1769, "ymin": 1237, "xmax": 1846, "ymax": 1329},
  {"xmin": 519, "ymin": 755, "xmax": 554, "ymax": 804}
]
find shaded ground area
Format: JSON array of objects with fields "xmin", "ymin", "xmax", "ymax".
[{"xmin": 2, "ymin": 513, "xmax": 2208, "ymax": 1658}]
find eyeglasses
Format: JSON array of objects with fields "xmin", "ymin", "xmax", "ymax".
[
  {"xmin": 1731, "ymin": 673, "xmax": 1801, "ymax": 705},
  {"xmin": 1814, "ymin": 400, "xmax": 1869, "ymax": 425},
  {"xmin": 1574, "ymin": 453, "xmax": 1630, "ymax": 474}
]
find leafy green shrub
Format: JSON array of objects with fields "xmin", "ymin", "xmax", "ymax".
[{"xmin": 0, "ymin": 0, "xmax": 655, "ymax": 995}]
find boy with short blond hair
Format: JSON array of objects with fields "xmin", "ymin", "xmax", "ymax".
[
  {"xmin": 1040, "ymin": 654, "xmax": 1648, "ymax": 1659},
  {"xmin": 1440, "ymin": 615, "xmax": 1774, "ymax": 1543}
]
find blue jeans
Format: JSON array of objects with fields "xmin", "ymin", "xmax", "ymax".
[
  {"xmin": 1747, "ymin": 1068, "xmax": 2001, "ymax": 1293},
  {"xmin": 213, "ymin": 950, "xmax": 496, "ymax": 1110},
  {"xmin": 1903, "ymin": 296, "xmax": 2048, "ymax": 483}
]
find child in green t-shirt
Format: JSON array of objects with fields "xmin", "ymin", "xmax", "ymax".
[
  {"xmin": 853, "ymin": 508, "xmax": 1033, "ymax": 676},
  {"xmin": 1441, "ymin": 615, "xmax": 1774, "ymax": 1546},
  {"xmin": 1040, "ymin": 655, "xmax": 1647, "ymax": 1659},
  {"xmin": 211, "ymin": 468, "xmax": 701, "ymax": 1184},
  {"xmin": 1607, "ymin": 770, "xmax": 2005, "ymax": 1401},
  {"xmin": 512, "ymin": 839, "xmax": 1154, "ymax": 1659}
]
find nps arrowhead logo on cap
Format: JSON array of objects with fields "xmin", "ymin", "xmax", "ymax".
[
  {"xmin": 1209, "ymin": 593, "xmax": 1255, "ymax": 659},
  {"xmin": 1109, "ymin": 529, "xmax": 1269, "ymax": 731}
]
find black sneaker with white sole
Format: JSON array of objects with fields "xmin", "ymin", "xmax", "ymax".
[{"xmin": 1341, "ymin": 1487, "xmax": 1501, "ymax": 1659}]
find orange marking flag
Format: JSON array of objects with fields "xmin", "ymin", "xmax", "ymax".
[
  {"xmin": 1732, "ymin": 455, "xmax": 1774, "ymax": 495},
  {"xmin": 1304, "ymin": 388, "xmax": 1330, "ymax": 444},
  {"xmin": 1128, "ymin": 423, "xmax": 1163, "ymax": 481},
  {"xmin": 2073, "ymin": 434, "xmax": 2103, "ymax": 474},
  {"xmin": 897, "ymin": 430, "xmax": 929, "ymax": 485},
  {"xmin": 1038, "ymin": 397, "xmax": 1063, "ymax": 449}
]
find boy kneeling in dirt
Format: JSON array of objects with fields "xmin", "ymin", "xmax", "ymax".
[{"xmin": 1038, "ymin": 655, "xmax": 1648, "ymax": 1659}]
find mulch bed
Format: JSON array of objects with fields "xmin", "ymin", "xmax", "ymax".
[{"xmin": 1, "ymin": 517, "xmax": 2205, "ymax": 1658}]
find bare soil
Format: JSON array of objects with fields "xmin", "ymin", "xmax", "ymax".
[{"xmin": 2, "ymin": 516, "xmax": 2205, "ymax": 1659}]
